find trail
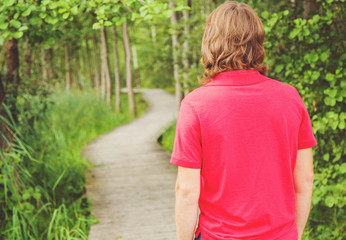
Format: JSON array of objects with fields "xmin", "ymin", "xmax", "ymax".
[{"xmin": 82, "ymin": 89, "xmax": 178, "ymax": 240}]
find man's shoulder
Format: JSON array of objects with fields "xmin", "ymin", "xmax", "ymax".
[
  {"xmin": 263, "ymin": 76, "xmax": 299, "ymax": 98},
  {"xmin": 182, "ymin": 86, "xmax": 208, "ymax": 104}
]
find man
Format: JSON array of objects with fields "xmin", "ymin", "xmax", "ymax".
[{"xmin": 170, "ymin": 1, "xmax": 317, "ymax": 240}]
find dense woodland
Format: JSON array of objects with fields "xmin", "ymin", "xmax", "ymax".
[{"xmin": 0, "ymin": 0, "xmax": 345, "ymax": 239}]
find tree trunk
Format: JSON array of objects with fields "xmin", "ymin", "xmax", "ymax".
[
  {"xmin": 47, "ymin": 48, "xmax": 54, "ymax": 78},
  {"xmin": 85, "ymin": 37, "xmax": 94, "ymax": 88},
  {"xmin": 24, "ymin": 40, "xmax": 32, "ymax": 78},
  {"xmin": 112, "ymin": 26, "xmax": 121, "ymax": 112},
  {"xmin": 132, "ymin": 44, "xmax": 140, "ymax": 89},
  {"xmin": 100, "ymin": 26, "xmax": 112, "ymax": 103},
  {"xmin": 41, "ymin": 47, "xmax": 48, "ymax": 80},
  {"xmin": 122, "ymin": 21, "xmax": 137, "ymax": 117},
  {"xmin": 92, "ymin": 34, "xmax": 100, "ymax": 94},
  {"xmin": 74, "ymin": 49, "xmax": 82, "ymax": 89},
  {"xmin": 303, "ymin": 0, "xmax": 318, "ymax": 18},
  {"xmin": 5, "ymin": 38, "xmax": 19, "ymax": 99},
  {"xmin": 182, "ymin": 0, "xmax": 191, "ymax": 97},
  {"xmin": 65, "ymin": 44, "xmax": 71, "ymax": 90},
  {"xmin": 151, "ymin": 25, "xmax": 156, "ymax": 43},
  {"xmin": 0, "ymin": 37, "xmax": 20, "ymax": 151},
  {"xmin": 169, "ymin": 0, "xmax": 183, "ymax": 111}
]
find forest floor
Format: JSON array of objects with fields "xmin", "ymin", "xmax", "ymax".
[{"xmin": 82, "ymin": 89, "xmax": 178, "ymax": 240}]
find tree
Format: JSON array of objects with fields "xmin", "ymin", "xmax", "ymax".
[
  {"xmin": 169, "ymin": 0, "xmax": 183, "ymax": 111},
  {"xmin": 100, "ymin": 25, "xmax": 112, "ymax": 103},
  {"xmin": 112, "ymin": 25, "xmax": 121, "ymax": 112},
  {"xmin": 122, "ymin": 20, "xmax": 136, "ymax": 116}
]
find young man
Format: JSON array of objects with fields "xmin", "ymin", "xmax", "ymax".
[{"xmin": 170, "ymin": 1, "xmax": 317, "ymax": 240}]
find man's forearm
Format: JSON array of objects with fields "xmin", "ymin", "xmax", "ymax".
[
  {"xmin": 295, "ymin": 188, "xmax": 313, "ymax": 240},
  {"xmin": 175, "ymin": 193, "xmax": 199, "ymax": 240}
]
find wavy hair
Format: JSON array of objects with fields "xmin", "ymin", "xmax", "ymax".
[{"xmin": 199, "ymin": 1, "xmax": 268, "ymax": 85}]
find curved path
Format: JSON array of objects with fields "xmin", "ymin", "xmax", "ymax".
[{"xmin": 82, "ymin": 89, "xmax": 178, "ymax": 240}]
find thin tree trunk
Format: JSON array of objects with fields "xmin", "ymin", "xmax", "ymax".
[
  {"xmin": 122, "ymin": 21, "xmax": 137, "ymax": 116},
  {"xmin": 85, "ymin": 37, "xmax": 94, "ymax": 88},
  {"xmin": 170, "ymin": 0, "xmax": 183, "ymax": 111},
  {"xmin": 112, "ymin": 26, "xmax": 121, "ymax": 112},
  {"xmin": 151, "ymin": 25, "xmax": 156, "ymax": 43},
  {"xmin": 47, "ymin": 48, "xmax": 54, "ymax": 78},
  {"xmin": 92, "ymin": 34, "xmax": 100, "ymax": 94},
  {"xmin": 24, "ymin": 40, "xmax": 32, "ymax": 78},
  {"xmin": 75, "ymin": 49, "xmax": 82, "ymax": 89},
  {"xmin": 182, "ymin": 0, "xmax": 191, "ymax": 97},
  {"xmin": 303, "ymin": 0, "xmax": 318, "ymax": 18},
  {"xmin": 65, "ymin": 44, "xmax": 71, "ymax": 90},
  {"xmin": 100, "ymin": 26, "xmax": 112, "ymax": 103},
  {"xmin": 5, "ymin": 38, "xmax": 20, "ymax": 99},
  {"xmin": 132, "ymin": 44, "xmax": 140, "ymax": 89},
  {"xmin": 41, "ymin": 47, "xmax": 48, "ymax": 80},
  {"xmin": 0, "ymin": 37, "xmax": 20, "ymax": 151}
]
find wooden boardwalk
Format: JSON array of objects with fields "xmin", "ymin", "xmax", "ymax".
[{"xmin": 82, "ymin": 89, "xmax": 178, "ymax": 240}]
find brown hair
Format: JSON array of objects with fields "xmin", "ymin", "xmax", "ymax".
[{"xmin": 199, "ymin": 1, "xmax": 268, "ymax": 85}]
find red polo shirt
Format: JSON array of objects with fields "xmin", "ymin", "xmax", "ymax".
[{"xmin": 170, "ymin": 69, "xmax": 317, "ymax": 240}]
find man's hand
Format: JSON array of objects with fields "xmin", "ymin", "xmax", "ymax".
[{"xmin": 175, "ymin": 166, "xmax": 200, "ymax": 240}]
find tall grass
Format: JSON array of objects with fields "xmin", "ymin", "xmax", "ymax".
[{"xmin": 0, "ymin": 88, "xmax": 148, "ymax": 239}]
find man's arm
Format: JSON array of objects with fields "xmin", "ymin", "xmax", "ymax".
[
  {"xmin": 175, "ymin": 166, "xmax": 200, "ymax": 240},
  {"xmin": 293, "ymin": 147, "xmax": 315, "ymax": 240}
]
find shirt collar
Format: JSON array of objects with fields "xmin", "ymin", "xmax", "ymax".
[{"xmin": 204, "ymin": 69, "xmax": 266, "ymax": 86}]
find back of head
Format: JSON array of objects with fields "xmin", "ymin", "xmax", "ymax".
[{"xmin": 200, "ymin": 1, "xmax": 268, "ymax": 85}]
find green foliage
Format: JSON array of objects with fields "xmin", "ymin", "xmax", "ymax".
[
  {"xmin": 0, "ymin": 88, "xmax": 148, "ymax": 239},
  {"xmin": 157, "ymin": 119, "xmax": 176, "ymax": 153}
]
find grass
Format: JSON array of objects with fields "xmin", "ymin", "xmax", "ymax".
[
  {"xmin": 157, "ymin": 119, "xmax": 176, "ymax": 154},
  {"xmin": 0, "ymin": 88, "xmax": 148, "ymax": 239}
]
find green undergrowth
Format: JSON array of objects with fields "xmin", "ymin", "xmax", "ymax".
[
  {"xmin": 157, "ymin": 119, "xmax": 176, "ymax": 154},
  {"xmin": 0, "ymin": 88, "xmax": 148, "ymax": 239}
]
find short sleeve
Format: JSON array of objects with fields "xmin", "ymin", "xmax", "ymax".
[
  {"xmin": 170, "ymin": 99, "xmax": 202, "ymax": 169},
  {"xmin": 295, "ymin": 90, "xmax": 318, "ymax": 149}
]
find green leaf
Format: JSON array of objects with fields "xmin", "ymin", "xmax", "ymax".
[
  {"xmin": 18, "ymin": 26, "xmax": 28, "ymax": 31},
  {"xmin": 320, "ymin": 51, "xmax": 329, "ymax": 62},
  {"xmin": 29, "ymin": 17, "xmax": 41, "ymax": 26},
  {"xmin": 10, "ymin": 19, "xmax": 21, "ymax": 29},
  {"xmin": 104, "ymin": 21, "xmax": 112, "ymax": 26},
  {"xmin": 340, "ymin": 163, "xmax": 346, "ymax": 174},
  {"xmin": 0, "ymin": 22, "xmax": 8, "ymax": 30},
  {"xmin": 62, "ymin": 12, "xmax": 69, "ymax": 19},
  {"xmin": 92, "ymin": 22, "xmax": 101, "ymax": 30},
  {"xmin": 4, "ymin": 0, "xmax": 15, "ymax": 6},
  {"xmin": 22, "ymin": 192, "xmax": 31, "ymax": 200},
  {"xmin": 311, "ymin": 71, "xmax": 320, "ymax": 81},
  {"xmin": 33, "ymin": 192, "xmax": 41, "ymax": 200},
  {"xmin": 39, "ymin": 12, "xmax": 47, "ymax": 19},
  {"xmin": 261, "ymin": 11, "xmax": 269, "ymax": 19},
  {"xmin": 13, "ymin": 31, "xmax": 23, "ymax": 39},
  {"xmin": 274, "ymin": 64, "xmax": 284, "ymax": 73},
  {"xmin": 13, "ymin": 12, "xmax": 20, "ymax": 19},
  {"xmin": 325, "ymin": 73, "xmax": 334, "ymax": 81},
  {"xmin": 22, "ymin": 9, "xmax": 32, "ymax": 17},
  {"xmin": 325, "ymin": 195, "xmax": 334, "ymax": 208},
  {"xmin": 289, "ymin": 28, "xmax": 300, "ymax": 39},
  {"xmin": 71, "ymin": 6, "xmax": 78, "ymax": 15},
  {"xmin": 322, "ymin": 153, "xmax": 330, "ymax": 161}
]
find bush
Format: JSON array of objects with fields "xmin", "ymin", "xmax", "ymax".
[{"xmin": 0, "ymin": 88, "xmax": 148, "ymax": 239}]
